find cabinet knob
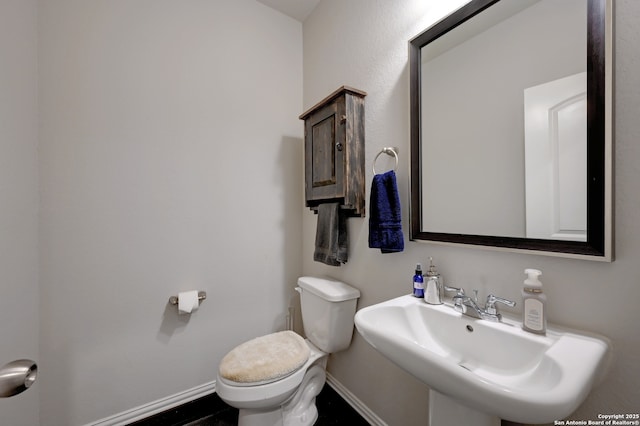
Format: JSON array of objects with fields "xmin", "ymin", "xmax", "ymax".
[
  {"xmin": 340, "ymin": 114, "xmax": 347, "ymax": 124},
  {"xmin": 336, "ymin": 143, "xmax": 343, "ymax": 151}
]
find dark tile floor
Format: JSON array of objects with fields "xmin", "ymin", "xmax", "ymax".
[{"xmin": 129, "ymin": 383, "xmax": 370, "ymax": 426}]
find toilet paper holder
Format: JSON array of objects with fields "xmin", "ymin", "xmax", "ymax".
[{"xmin": 169, "ymin": 291, "xmax": 207, "ymax": 306}]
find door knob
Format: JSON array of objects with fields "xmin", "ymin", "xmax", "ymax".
[{"xmin": 0, "ymin": 359, "xmax": 37, "ymax": 398}]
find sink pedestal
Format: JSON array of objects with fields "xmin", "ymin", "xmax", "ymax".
[{"xmin": 429, "ymin": 391, "xmax": 500, "ymax": 426}]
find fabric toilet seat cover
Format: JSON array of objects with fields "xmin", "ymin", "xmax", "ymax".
[{"xmin": 219, "ymin": 330, "xmax": 310, "ymax": 385}]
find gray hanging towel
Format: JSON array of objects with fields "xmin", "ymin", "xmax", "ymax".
[{"xmin": 314, "ymin": 202, "xmax": 348, "ymax": 266}]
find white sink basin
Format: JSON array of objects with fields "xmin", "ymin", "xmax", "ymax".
[{"xmin": 354, "ymin": 295, "xmax": 611, "ymax": 424}]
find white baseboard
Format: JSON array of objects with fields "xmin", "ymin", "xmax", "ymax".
[
  {"xmin": 326, "ymin": 373, "xmax": 388, "ymax": 426},
  {"xmin": 86, "ymin": 381, "xmax": 216, "ymax": 426},
  {"xmin": 86, "ymin": 374, "xmax": 384, "ymax": 426}
]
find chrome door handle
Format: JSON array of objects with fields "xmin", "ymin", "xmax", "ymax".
[{"xmin": 0, "ymin": 359, "xmax": 37, "ymax": 398}]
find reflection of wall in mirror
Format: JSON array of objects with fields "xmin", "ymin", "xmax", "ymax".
[{"xmin": 420, "ymin": 0, "xmax": 586, "ymax": 238}]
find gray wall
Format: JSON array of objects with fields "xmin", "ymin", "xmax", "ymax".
[
  {"xmin": 302, "ymin": 0, "xmax": 640, "ymax": 424},
  {"xmin": 37, "ymin": 0, "xmax": 303, "ymax": 424}
]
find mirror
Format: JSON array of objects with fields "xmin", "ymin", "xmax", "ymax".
[{"xmin": 409, "ymin": 0, "xmax": 612, "ymax": 260}]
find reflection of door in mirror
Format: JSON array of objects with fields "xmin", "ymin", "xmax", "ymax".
[{"xmin": 524, "ymin": 72, "xmax": 586, "ymax": 242}]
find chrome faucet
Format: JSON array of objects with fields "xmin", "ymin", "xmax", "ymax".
[{"xmin": 444, "ymin": 286, "xmax": 515, "ymax": 322}]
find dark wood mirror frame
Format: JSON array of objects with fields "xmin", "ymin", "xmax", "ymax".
[{"xmin": 409, "ymin": 0, "xmax": 613, "ymax": 260}]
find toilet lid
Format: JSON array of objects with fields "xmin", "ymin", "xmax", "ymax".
[{"xmin": 219, "ymin": 331, "xmax": 310, "ymax": 385}]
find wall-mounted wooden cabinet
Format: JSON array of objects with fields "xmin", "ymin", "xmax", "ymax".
[{"xmin": 299, "ymin": 86, "xmax": 366, "ymax": 217}]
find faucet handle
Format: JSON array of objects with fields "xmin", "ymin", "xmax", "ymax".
[
  {"xmin": 444, "ymin": 285, "xmax": 465, "ymax": 296},
  {"xmin": 484, "ymin": 294, "xmax": 516, "ymax": 315},
  {"xmin": 444, "ymin": 286, "xmax": 466, "ymax": 314}
]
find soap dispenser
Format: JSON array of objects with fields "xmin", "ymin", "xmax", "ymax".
[
  {"xmin": 522, "ymin": 268, "xmax": 546, "ymax": 335},
  {"xmin": 412, "ymin": 263, "xmax": 424, "ymax": 298},
  {"xmin": 424, "ymin": 257, "xmax": 443, "ymax": 305}
]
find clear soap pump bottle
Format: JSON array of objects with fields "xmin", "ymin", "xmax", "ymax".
[{"xmin": 522, "ymin": 268, "xmax": 546, "ymax": 335}]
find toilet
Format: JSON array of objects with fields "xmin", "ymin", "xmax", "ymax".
[{"xmin": 216, "ymin": 276, "xmax": 360, "ymax": 426}]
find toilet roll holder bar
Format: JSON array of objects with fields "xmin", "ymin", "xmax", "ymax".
[{"xmin": 169, "ymin": 291, "xmax": 207, "ymax": 307}]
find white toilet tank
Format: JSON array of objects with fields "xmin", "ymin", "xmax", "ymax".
[{"xmin": 296, "ymin": 277, "xmax": 360, "ymax": 353}]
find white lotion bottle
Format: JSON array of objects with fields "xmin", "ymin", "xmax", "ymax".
[{"xmin": 522, "ymin": 268, "xmax": 547, "ymax": 335}]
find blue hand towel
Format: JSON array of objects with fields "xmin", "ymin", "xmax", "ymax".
[{"xmin": 368, "ymin": 170, "xmax": 404, "ymax": 253}]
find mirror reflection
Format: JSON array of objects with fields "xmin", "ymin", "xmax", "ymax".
[
  {"xmin": 421, "ymin": 0, "xmax": 586, "ymax": 240},
  {"xmin": 409, "ymin": 0, "xmax": 612, "ymax": 259}
]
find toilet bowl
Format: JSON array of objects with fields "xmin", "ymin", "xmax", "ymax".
[
  {"xmin": 216, "ymin": 277, "xmax": 360, "ymax": 426},
  {"xmin": 216, "ymin": 338, "xmax": 327, "ymax": 425}
]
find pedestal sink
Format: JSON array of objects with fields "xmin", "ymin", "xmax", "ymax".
[{"xmin": 354, "ymin": 295, "xmax": 611, "ymax": 425}]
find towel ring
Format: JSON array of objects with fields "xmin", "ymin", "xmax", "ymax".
[{"xmin": 372, "ymin": 147, "xmax": 399, "ymax": 174}]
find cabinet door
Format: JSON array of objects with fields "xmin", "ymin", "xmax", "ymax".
[{"xmin": 305, "ymin": 98, "xmax": 346, "ymax": 204}]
